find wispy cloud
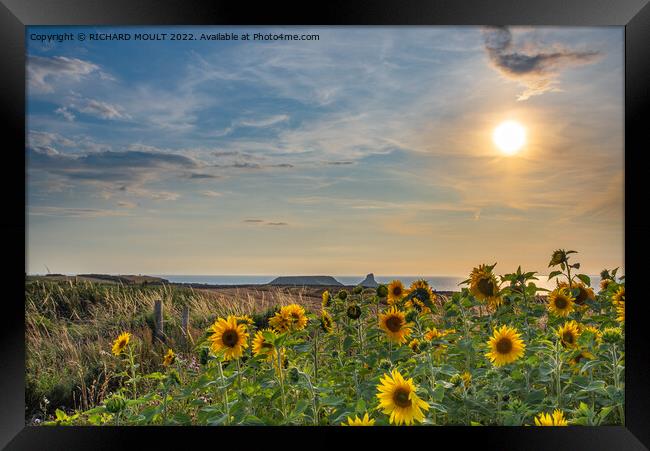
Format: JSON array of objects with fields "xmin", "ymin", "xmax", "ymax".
[
  {"xmin": 482, "ymin": 27, "xmax": 602, "ymax": 100},
  {"xmin": 29, "ymin": 206, "xmax": 131, "ymax": 218},
  {"xmin": 28, "ymin": 55, "xmax": 100, "ymax": 93},
  {"xmin": 201, "ymin": 190, "xmax": 223, "ymax": 197},
  {"xmin": 63, "ymin": 94, "xmax": 130, "ymax": 120}
]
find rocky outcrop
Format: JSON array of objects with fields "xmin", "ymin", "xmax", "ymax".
[{"xmin": 358, "ymin": 273, "xmax": 378, "ymax": 288}]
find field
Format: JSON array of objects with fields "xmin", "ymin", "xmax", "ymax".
[{"xmin": 26, "ymin": 249, "xmax": 625, "ymax": 426}]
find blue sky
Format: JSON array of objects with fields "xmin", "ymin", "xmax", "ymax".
[{"xmin": 26, "ymin": 26, "xmax": 624, "ymax": 276}]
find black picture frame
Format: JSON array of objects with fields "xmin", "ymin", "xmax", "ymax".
[{"xmin": 2, "ymin": 0, "xmax": 648, "ymax": 449}]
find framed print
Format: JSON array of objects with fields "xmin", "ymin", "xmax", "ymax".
[{"xmin": 1, "ymin": 0, "xmax": 649, "ymax": 449}]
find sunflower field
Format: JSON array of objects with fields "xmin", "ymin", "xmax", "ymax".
[{"xmin": 44, "ymin": 249, "xmax": 625, "ymax": 426}]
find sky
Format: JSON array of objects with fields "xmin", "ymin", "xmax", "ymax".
[{"xmin": 26, "ymin": 26, "xmax": 624, "ymax": 277}]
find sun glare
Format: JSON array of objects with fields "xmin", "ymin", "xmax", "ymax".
[{"xmin": 493, "ymin": 120, "xmax": 526, "ymax": 155}]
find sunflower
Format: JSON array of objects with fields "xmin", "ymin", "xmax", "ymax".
[
  {"xmin": 408, "ymin": 338, "xmax": 421, "ymax": 353},
  {"xmin": 603, "ymin": 327, "xmax": 623, "ymax": 343},
  {"xmin": 234, "ymin": 315, "xmax": 254, "ymax": 326},
  {"xmin": 376, "ymin": 369, "xmax": 430, "ymax": 426},
  {"xmin": 468, "ymin": 264, "xmax": 502, "ymax": 307},
  {"xmin": 162, "ymin": 348, "xmax": 175, "ymax": 367},
  {"xmin": 387, "ymin": 280, "xmax": 405, "ymax": 305},
  {"xmin": 252, "ymin": 329, "xmax": 278, "ymax": 361},
  {"xmin": 341, "ymin": 413, "xmax": 375, "ymax": 426},
  {"xmin": 569, "ymin": 349, "xmax": 595, "ymax": 373},
  {"xmin": 616, "ymin": 302, "xmax": 625, "ymax": 323},
  {"xmin": 379, "ymin": 307, "xmax": 412, "ymax": 344},
  {"xmin": 269, "ymin": 304, "xmax": 308, "ymax": 332},
  {"xmin": 611, "ymin": 286, "xmax": 625, "ymax": 305},
  {"xmin": 600, "ymin": 278, "xmax": 614, "ymax": 291},
  {"xmin": 111, "ymin": 332, "xmax": 131, "ymax": 356},
  {"xmin": 320, "ymin": 310, "xmax": 334, "ymax": 333},
  {"xmin": 347, "ymin": 304, "xmax": 362, "ymax": 320},
  {"xmin": 424, "ymin": 327, "xmax": 452, "ymax": 341},
  {"xmin": 406, "ymin": 280, "xmax": 436, "ymax": 312},
  {"xmin": 450, "ymin": 371, "xmax": 472, "ymax": 389},
  {"xmin": 579, "ymin": 325, "xmax": 603, "ymax": 344},
  {"xmin": 557, "ymin": 321, "xmax": 580, "ymax": 348},
  {"xmin": 549, "ymin": 249, "xmax": 568, "ymax": 267},
  {"xmin": 208, "ymin": 315, "xmax": 249, "ymax": 360},
  {"xmin": 534, "ymin": 409, "xmax": 568, "ymax": 426},
  {"xmin": 547, "ymin": 287, "xmax": 575, "ymax": 317},
  {"xmin": 558, "ymin": 281, "xmax": 595, "ymax": 305},
  {"xmin": 322, "ymin": 290, "xmax": 331, "ymax": 308},
  {"xmin": 485, "ymin": 325, "xmax": 526, "ymax": 366}
]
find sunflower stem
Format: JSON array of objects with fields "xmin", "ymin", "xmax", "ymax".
[
  {"xmin": 127, "ymin": 344, "xmax": 137, "ymax": 400},
  {"xmin": 313, "ymin": 328, "xmax": 319, "ymax": 381},
  {"xmin": 555, "ymin": 340, "xmax": 563, "ymax": 409},
  {"xmin": 276, "ymin": 347, "xmax": 287, "ymax": 419},
  {"xmin": 216, "ymin": 360, "xmax": 230, "ymax": 425},
  {"xmin": 611, "ymin": 344, "xmax": 624, "ymax": 424},
  {"xmin": 236, "ymin": 358, "xmax": 243, "ymax": 398}
]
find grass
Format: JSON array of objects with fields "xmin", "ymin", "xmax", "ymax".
[{"xmin": 25, "ymin": 279, "xmax": 305, "ymax": 421}]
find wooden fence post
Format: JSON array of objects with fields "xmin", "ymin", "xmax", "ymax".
[{"xmin": 154, "ymin": 299, "xmax": 164, "ymax": 343}]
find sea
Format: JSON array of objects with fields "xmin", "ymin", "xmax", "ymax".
[{"xmin": 156, "ymin": 275, "xmax": 603, "ymax": 291}]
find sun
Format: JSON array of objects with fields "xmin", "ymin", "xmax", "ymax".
[{"xmin": 493, "ymin": 120, "xmax": 526, "ymax": 155}]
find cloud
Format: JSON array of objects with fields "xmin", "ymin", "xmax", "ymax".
[
  {"xmin": 243, "ymin": 218, "xmax": 289, "ymax": 226},
  {"xmin": 28, "ymin": 55, "xmax": 100, "ymax": 93},
  {"xmin": 54, "ymin": 93, "xmax": 129, "ymax": 120},
  {"xmin": 54, "ymin": 106, "xmax": 76, "ymax": 121},
  {"xmin": 482, "ymin": 27, "xmax": 601, "ymax": 100},
  {"xmin": 28, "ymin": 147, "xmax": 198, "ymax": 201},
  {"xmin": 187, "ymin": 172, "xmax": 219, "ymax": 179},
  {"xmin": 29, "ymin": 206, "xmax": 131, "ymax": 218},
  {"xmin": 117, "ymin": 201, "xmax": 138, "ymax": 208},
  {"xmin": 238, "ymin": 114, "xmax": 289, "ymax": 128},
  {"xmin": 201, "ymin": 190, "xmax": 223, "ymax": 197}
]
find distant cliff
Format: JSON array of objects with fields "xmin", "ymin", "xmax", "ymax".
[
  {"xmin": 268, "ymin": 276, "xmax": 343, "ymax": 286},
  {"xmin": 358, "ymin": 273, "xmax": 379, "ymax": 288}
]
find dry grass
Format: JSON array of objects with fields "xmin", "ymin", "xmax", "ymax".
[{"xmin": 25, "ymin": 279, "xmax": 315, "ymax": 421}]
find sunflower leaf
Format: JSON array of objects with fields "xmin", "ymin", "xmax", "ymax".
[
  {"xmin": 576, "ymin": 274, "xmax": 591, "ymax": 286},
  {"xmin": 547, "ymin": 271, "xmax": 563, "ymax": 280}
]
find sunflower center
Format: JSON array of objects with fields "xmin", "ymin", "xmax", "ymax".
[
  {"xmin": 392, "ymin": 388, "xmax": 412, "ymax": 408},
  {"xmin": 496, "ymin": 337, "xmax": 513, "ymax": 354},
  {"xmin": 222, "ymin": 330, "xmax": 239, "ymax": 348},
  {"xmin": 261, "ymin": 342, "xmax": 273, "ymax": 349},
  {"xmin": 393, "ymin": 287, "xmax": 402, "ymax": 296},
  {"xmin": 554, "ymin": 296, "xmax": 568, "ymax": 310},
  {"xmin": 118, "ymin": 339, "xmax": 127, "ymax": 348},
  {"xmin": 574, "ymin": 288, "xmax": 587, "ymax": 305},
  {"xmin": 385, "ymin": 316, "xmax": 403, "ymax": 333},
  {"xmin": 478, "ymin": 277, "xmax": 495, "ymax": 296},
  {"xmin": 563, "ymin": 332, "xmax": 575, "ymax": 344}
]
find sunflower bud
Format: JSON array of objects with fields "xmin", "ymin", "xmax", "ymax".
[
  {"xmin": 549, "ymin": 249, "xmax": 567, "ymax": 267},
  {"xmin": 353, "ymin": 285, "xmax": 363, "ymax": 295},
  {"xmin": 288, "ymin": 367, "xmax": 300, "ymax": 384},
  {"xmin": 199, "ymin": 347, "xmax": 210, "ymax": 365},
  {"xmin": 167, "ymin": 368, "xmax": 181, "ymax": 386},
  {"xmin": 603, "ymin": 327, "xmax": 623, "ymax": 344},
  {"xmin": 337, "ymin": 289, "xmax": 349, "ymax": 300},
  {"xmin": 376, "ymin": 284, "xmax": 388, "ymax": 298},
  {"xmin": 105, "ymin": 394, "xmax": 127, "ymax": 414},
  {"xmin": 346, "ymin": 304, "xmax": 362, "ymax": 320}
]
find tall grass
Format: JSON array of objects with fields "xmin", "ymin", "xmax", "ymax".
[{"xmin": 25, "ymin": 279, "xmax": 307, "ymax": 421}]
